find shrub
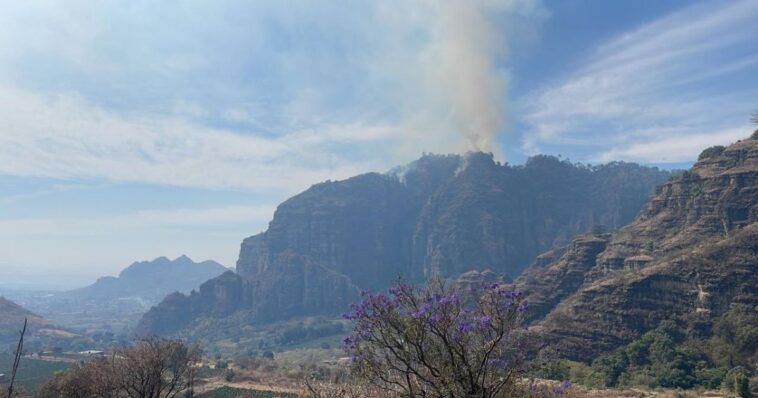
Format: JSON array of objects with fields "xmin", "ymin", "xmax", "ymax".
[
  {"xmin": 224, "ymin": 369, "xmax": 235, "ymax": 382},
  {"xmin": 38, "ymin": 337, "xmax": 201, "ymax": 398},
  {"xmin": 591, "ymin": 351, "xmax": 628, "ymax": 387},
  {"xmin": 723, "ymin": 367, "xmax": 751, "ymax": 397},
  {"xmin": 694, "ymin": 363, "xmax": 727, "ymax": 390},
  {"xmin": 588, "ymin": 320, "xmax": 732, "ymax": 390},
  {"xmin": 698, "ymin": 145, "xmax": 726, "ymax": 160}
]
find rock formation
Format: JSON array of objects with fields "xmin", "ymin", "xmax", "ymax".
[
  {"xmin": 517, "ymin": 135, "xmax": 758, "ymax": 360},
  {"xmin": 139, "ymin": 152, "xmax": 669, "ymax": 336}
]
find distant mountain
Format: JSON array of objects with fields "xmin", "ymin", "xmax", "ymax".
[
  {"xmin": 62, "ymin": 255, "xmax": 228, "ymax": 303},
  {"xmin": 138, "ymin": 152, "xmax": 670, "ymax": 337},
  {"xmin": 516, "ymin": 134, "xmax": 758, "ymax": 364},
  {"xmin": 15, "ymin": 256, "xmax": 228, "ymax": 334}
]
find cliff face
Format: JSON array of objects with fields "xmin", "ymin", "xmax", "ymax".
[
  {"xmin": 517, "ymin": 137, "xmax": 758, "ymax": 361},
  {"xmin": 238, "ymin": 153, "xmax": 668, "ymax": 284},
  {"xmin": 237, "ymin": 173, "xmax": 420, "ymax": 290},
  {"xmin": 139, "ymin": 152, "xmax": 669, "ymax": 336}
]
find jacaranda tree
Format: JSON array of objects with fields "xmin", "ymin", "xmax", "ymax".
[{"xmin": 342, "ymin": 278, "xmax": 545, "ymax": 397}]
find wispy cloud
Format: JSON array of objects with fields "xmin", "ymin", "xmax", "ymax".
[
  {"xmin": 0, "ymin": 205, "xmax": 276, "ymax": 237},
  {"xmin": 0, "ymin": 0, "xmax": 547, "ymax": 193},
  {"xmin": 521, "ymin": 0, "xmax": 758, "ymax": 163},
  {"xmin": 596, "ymin": 127, "xmax": 749, "ymax": 163},
  {"xmin": 0, "ymin": 85, "xmax": 392, "ymax": 194}
]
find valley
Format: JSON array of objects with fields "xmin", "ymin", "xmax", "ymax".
[{"xmin": 3, "ymin": 134, "xmax": 756, "ymax": 397}]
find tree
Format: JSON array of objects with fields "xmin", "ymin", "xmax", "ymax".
[
  {"xmin": 38, "ymin": 337, "xmax": 201, "ymax": 398},
  {"xmin": 113, "ymin": 337, "xmax": 202, "ymax": 398},
  {"xmin": 341, "ymin": 278, "xmax": 544, "ymax": 397},
  {"xmin": 38, "ymin": 358, "xmax": 119, "ymax": 398},
  {"xmin": 723, "ymin": 367, "xmax": 751, "ymax": 398}
]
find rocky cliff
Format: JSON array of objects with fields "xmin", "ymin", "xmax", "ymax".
[
  {"xmin": 517, "ymin": 135, "xmax": 758, "ymax": 361},
  {"xmin": 139, "ymin": 152, "xmax": 669, "ymax": 336}
]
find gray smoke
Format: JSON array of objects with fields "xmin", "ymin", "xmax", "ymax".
[{"xmin": 423, "ymin": 0, "xmax": 507, "ymax": 152}]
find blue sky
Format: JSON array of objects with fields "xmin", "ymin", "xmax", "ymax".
[{"xmin": 1, "ymin": 0, "xmax": 756, "ymax": 289}]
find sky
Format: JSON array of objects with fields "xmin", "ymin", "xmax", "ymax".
[{"xmin": 1, "ymin": 0, "xmax": 756, "ymax": 289}]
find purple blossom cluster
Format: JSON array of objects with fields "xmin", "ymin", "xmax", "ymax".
[{"xmin": 340, "ymin": 278, "xmax": 540, "ymax": 396}]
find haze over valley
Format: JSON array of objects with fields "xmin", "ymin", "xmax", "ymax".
[{"xmin": 1, "ymin": 1, "xmax": 756, "ymax": 397}]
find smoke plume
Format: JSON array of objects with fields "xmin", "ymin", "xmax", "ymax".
[{"xmin": 422, "ymin": 0, "xmax": 507, "ymax": 152}]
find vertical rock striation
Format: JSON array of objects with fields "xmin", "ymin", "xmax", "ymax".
[
  {"xmin": 138, "ymin": 152, "xmax": 669, "ymax": 336},
  {"xmin": 517, "ymin": 136, "xmax": 758, "ymax": 360}
]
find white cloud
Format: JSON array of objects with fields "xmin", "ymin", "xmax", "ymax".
[
  {"xmin": 0, "ymin": 85, "xmax": 394, "ymax": 194},
  {"xmin": 522, "ymin": 0, "xmax": 758, "ymax": 162},
  {"xmin": 0, "ymin": 205, "xmax": 276, "ymax": 238},
  {"xmin": 596, "ymin": 127, "xmax": 749, "ymax": 163},
  {"xmin": 0, "ymin": 0, "xmax": 548, "ymax": 193},
  {"xmin": 0, "ymin": 205, "xmax": 276, "ymax": 279}
]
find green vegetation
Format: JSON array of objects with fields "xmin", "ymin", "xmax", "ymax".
[
  {"xmin": 197, "ymin": 386, "xmax": 297, "ymax": 398},
  {"xmin": 273, "ymin": 320, "xmax": 344, "ymax": 346},
  {"xmin": 723, "ymin": 367, "xmax": 751, "ymax": 398},
  {"xmin": 548, "ymin": 320, "xmax": 756, "ymax": 395},
  {"xmin": 697, "ymin": 145, "xmax": 726, "ymax": 160},
  {"xmin": 708, "ymin": 303, "xmax": 758, "ymax": 371},
  {"xmin": 0, "ymin": 354, "xmax": 70, "ymax": 392},
  {"xmin": 171, "ymin": 316, "xmax": 347, "ymax": 357}
]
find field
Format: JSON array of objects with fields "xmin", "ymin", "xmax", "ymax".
[
  {"xmin": 0, "ymin": 354, "xmax": 71, "ymax": 392},
  {"xmin": 198, "ymin": 386, "xmax": 298, "ymax": 398}
]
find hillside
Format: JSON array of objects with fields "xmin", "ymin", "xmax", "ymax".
[
  {"xmin": 516, "ymin": 134, "xmax": 758, "ymax": 365},
  {"xmin": 0, "ymin": 296, "xmax": 41, "ymax": 327},
  {"xmin": 0, "ymin": 297, "xmax": 74, "ymax": 347},
  {"xmin": 138, "ymin": 152, "xmax": 669, "ymax": 336}
]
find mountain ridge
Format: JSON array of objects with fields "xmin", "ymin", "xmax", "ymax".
[
  {"xmin": 516, "ymin": 135, "xmax": 758, "ymax": 363},
  {"xmin": 138, "ymin": 152, "xmax": 670, "ymax": 336},
  {"xmin": 62, "ymin": 255, "xmax": 228, "ymax": 302}
]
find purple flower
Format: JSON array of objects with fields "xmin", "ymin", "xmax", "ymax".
[
  {"xmin": 411, "ymin": 303, "xmax": 432, "ymax": 319},
  {"xmin": 476, "ymin": 315, "xmax": 492, "ymax": 330},
  {"xmin": 438, "ymin": 294, "xmax": 459, "ymax": 306},
  {"xmin": 457, "ymin": 321, "xmax": 475, "ymax": 333}
]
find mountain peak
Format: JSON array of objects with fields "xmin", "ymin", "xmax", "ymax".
[
  {"xmin": 68, "ymin": 256, "xmax": 228, "ymax": 303},
  {"xmin": 175, "ymin": 254, "xmax": 192, "ymax": 263}
]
